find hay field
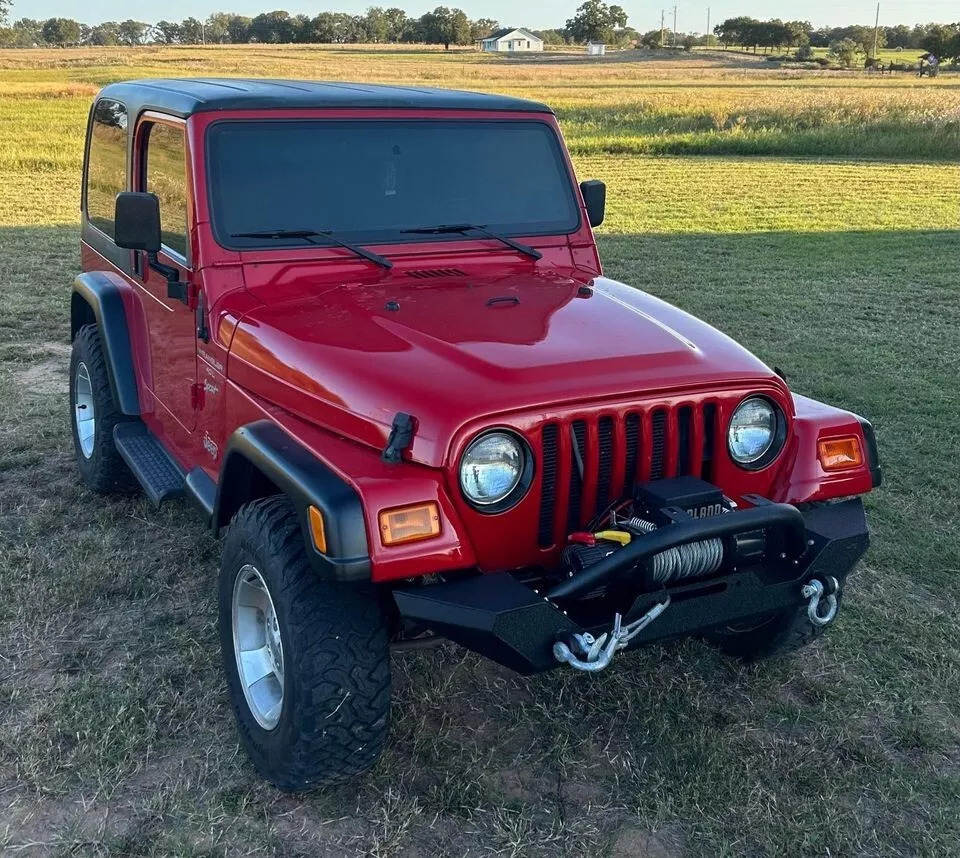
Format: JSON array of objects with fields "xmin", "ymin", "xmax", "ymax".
[{"xmin": 0, "ymin": 45, "xmax": 958, "ymax": 857}]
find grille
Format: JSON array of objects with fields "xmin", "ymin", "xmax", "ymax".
[{"xmin": 537, "ymin": 403, "xmax": 718, "ymax": 548}]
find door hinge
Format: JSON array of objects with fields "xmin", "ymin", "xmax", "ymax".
[{"xmin": 190, "ymin": 382, "xmax": 205, "ymax": 411}]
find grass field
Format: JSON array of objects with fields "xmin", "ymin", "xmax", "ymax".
[{"xmin": 0, "ymin": 46, "xmax": 958, "ymax": 857}]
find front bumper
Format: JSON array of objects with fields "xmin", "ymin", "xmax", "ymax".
[{"xmin": 393, "ymin": 498, "xmax": 869, "ymax": 674}]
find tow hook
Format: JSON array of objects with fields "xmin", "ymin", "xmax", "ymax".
[
  {"xmin": 802, "ymin": 576, "xmax": 840, "ymax": 627},
  {"xmin": 553, "ymin": 595, "xmax": 671, "ymax": 673}
]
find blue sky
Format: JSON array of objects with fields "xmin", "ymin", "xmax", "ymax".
[{"xmin": 11, "ymin": 0, "xmax": 958, "ymax": 30}]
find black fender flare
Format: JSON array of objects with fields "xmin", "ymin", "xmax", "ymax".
[
  {"xmin": 214, "ymin": 421, "xmax": 371, "ymax": 582},
  {"xmin": 71, "ymin": 272, "xmax": 140, "ymax": 416}
]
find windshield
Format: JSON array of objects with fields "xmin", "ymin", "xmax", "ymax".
[{"xmin": 206, "ymin": 119, "xmax": 581, "ymax": 249}]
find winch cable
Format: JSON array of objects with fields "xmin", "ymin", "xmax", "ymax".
[{"xmin": 624, "ymin": 516, "xmax": 724, "ymax": 583}]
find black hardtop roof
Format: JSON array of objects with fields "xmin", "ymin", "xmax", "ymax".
[{"xmin": 97, "ymin": 78, "xmax": 553, "ymax": 119}]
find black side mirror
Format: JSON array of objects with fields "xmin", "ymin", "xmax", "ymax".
[
  {"xmin": 114, "ymin": 192, "xmax": 161, "ymax": 253},
  {"xmin": 580, "ymin": 180, "xmax": 606, "ymax": 228}
]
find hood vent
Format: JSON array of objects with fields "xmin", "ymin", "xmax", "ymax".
[{"xmin": 405, "ymin": 268, "xmax": 468, "ymax": 279}]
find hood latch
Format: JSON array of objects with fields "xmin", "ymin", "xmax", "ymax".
[{"xmin": 382, "ymin": 412, "xmax": 417, "ymax": 464}]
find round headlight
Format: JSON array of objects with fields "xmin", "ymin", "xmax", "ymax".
[
  {"xmin": 728, "ymin": 397, "xmax": 783, "ymax": 467},
  {"xmin": 459, "ymin": 431, "xmax": 529, "ymax": 510}
]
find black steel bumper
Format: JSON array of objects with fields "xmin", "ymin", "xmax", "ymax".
[{"xmin": 393, "ymin": 498, "xmax": 870, "ymax": 674}]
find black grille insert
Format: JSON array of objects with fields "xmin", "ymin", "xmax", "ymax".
[
  {"xmin": 650, "ymin": 410, "xmax": 667, "ymax": 480},
  {"xmin": 539, "ymin": 424, "xmax": 559, "ymax": 547},
  {"xmin": 596, "ymin": 416, "xmax": 614, "ymax": 516},
  {"xmin": 567, "ymin": 421, "xmax": 586, "ymax": 530},
  {"xmin": 623, "ymin": 412, "xmax": 640, "ymax": 495}
]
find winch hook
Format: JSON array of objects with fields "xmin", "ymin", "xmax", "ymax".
[{"xmin": 801, "ymin": 577, "xmax": 840, "ymax": 627}]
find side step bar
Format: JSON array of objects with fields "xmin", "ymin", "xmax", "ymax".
[{"xmin": 113, "ymin": 422, "xmax": 185, "ymax": 507}]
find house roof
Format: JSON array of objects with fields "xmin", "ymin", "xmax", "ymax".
[
  {"xmin": 483, "ymin": 27, "xmax": 542, "ymax": 42},
  {"xmin": 95, "ymin": 78, "xmax": 553, "ymax": 119}
]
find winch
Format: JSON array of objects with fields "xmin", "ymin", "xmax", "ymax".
[{"xmin": 560, "ymin": 476, "xmax": 745, "ymax": 589}]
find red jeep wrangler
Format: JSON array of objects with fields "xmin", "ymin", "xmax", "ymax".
[{"xmin": 71, "ymin": 79, "xmax": 880, "ymax": 790}]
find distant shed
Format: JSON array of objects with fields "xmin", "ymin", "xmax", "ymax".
[{"xmin": 586, "ymin": 42, "xmax": 606, "ymax": 56}]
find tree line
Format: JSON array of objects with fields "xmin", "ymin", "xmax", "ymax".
[
  {"xmin": 0, "ymin": 0, "xmax": 957, "ymax": 61},
  {"xmin": 0, "ymin": 1, "xmax": 641, "ymax": 50},
  {"xmin": 712, "ymin": 17, "xmax": 960, "ymax": 61},
  {"xmin": 0, "ymin": 1, "xmax": 637, "ymax": 49}
]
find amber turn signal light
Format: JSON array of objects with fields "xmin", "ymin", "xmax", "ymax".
[
  {"xmin": 379, "ymin": 503, "xmax": 441, "ymax": 546},
  {"xmin": 307, "ymin": 505, "xmax": 327, "ymax": 554},
  {"xmin": 818, "ymin": 437, "xmax": 864, "ymax": 471}
]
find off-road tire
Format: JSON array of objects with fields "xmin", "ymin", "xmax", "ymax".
[
  {"xmin": 69, "ymin": 324, "xmax": 136, "ymax": 493},
  {"xmin": 219, "ymin": 496, "xmax": 391, "ymax": 791},
  {"xmin": 707, "ymin": 589, "xmax": 843, "ymax": 661}
]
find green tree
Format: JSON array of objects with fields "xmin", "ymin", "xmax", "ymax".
[
  {"xmin": 884, "ymin": 24, "xmax": 912, "ymax": 49},
  {"xmin": 470, "ymin": 17, "xmax": 499, "ymax": 41},
  {"xmin": 89, "ymin": 21, "xmax": 121, "ymax": 45},
  {"xmin": 383, "ymin": 7, "xmax": 408, "ymax": 41},
  {"xmin": 248, "ymin": 10, "xmax": 296, "ymax": 43},
  {"xmin": 41, "ymin": 17, "xmax": 82, "ymax": 45},
  {"xmin": 152, "ymin": 20, "xmax": 181, "ymax": 44},
  {"xmin": 418, "ymin": 7, "xmax": 470, "ymax": 49},
  {"xmin": 180, "ymin": 17, "xmax": 204, "ymax": 43},
  {"xmin": 828, "ymin": 38, "xmax": 863, "ymax": 67},
  {"xmin": 565, "ymin": 0, "xmax": 627, "ymax": 44},
  {"xmin": 921, "ymin": 23, "xmax": 959, "ymax": 58},
  {"xmin": 639, "ymin": 29, "xmax": 662, "ymax": 48},
  {"xmin": 535, "ymin": 28, "xmax": 567, "ymax": 45},
  {"xmin": 117, "ymin": 19, "xmax": 148, "ymax": 45},
  {"xmin": 0, "ymin": 0, "xmax": 12, "ymax": 27},
  {"xmin": 714, "ymin": 16, "xmax": 759, "ymax": 49},
  {"xmin": 365, "ymin": 7, "xmax": 389, "ymax": 42},
  {"xmin": 11, "ymin": 17, "xmax": 44, "ymax": 44}
]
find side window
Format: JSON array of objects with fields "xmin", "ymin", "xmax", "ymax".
[
  {"xmin": 86, "ymin": 99, "xmax": 127, "ymax": 239},
  {"xmin": 144, "ymin": 123, "xmax": 189, "ymax": 261}
]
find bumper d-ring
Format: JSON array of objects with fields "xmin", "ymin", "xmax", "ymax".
[{"xmin": 801, "ymin": 577, "xmax": 839, "ymax": 627}]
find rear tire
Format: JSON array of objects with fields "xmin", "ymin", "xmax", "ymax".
[
  {"xmin": 69, "ymin": 324, "xmax": 135, "ymax": 493},
  {"xmin": 219, "ymin": 496, "xmax": 391, "ymax": 791}
]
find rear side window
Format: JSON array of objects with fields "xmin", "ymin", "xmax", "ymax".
[
  {"xmin": 143, "ymin": 123, "xmax": 189, "ymax": 260},
  {"xmin": 85, "ymin": 99, "xmax": 127, "ymax": 239}
]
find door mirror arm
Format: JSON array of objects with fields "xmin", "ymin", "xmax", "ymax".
[{"xmin": 147, "ymin": 251, "xmax": 188, "ymax": 304}]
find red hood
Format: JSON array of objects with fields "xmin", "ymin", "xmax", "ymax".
[{"xmin": 226, "ymin": 270, "xmax": 782, "ymax": 467}]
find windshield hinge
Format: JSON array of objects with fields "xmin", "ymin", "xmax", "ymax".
[{"xmin": 382, "ymin": 412, "xmax": 416, "ymax": 464}]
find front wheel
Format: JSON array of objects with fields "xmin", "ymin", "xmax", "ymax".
[
  {"xmin": 219, "ymin": 496, "xmax": 391, "ymax": 791},
  {"xmin": 706, "ymin": 588, "xmax": 844, "ymax": 661}
]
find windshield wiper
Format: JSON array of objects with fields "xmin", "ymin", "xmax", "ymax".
[
  {"xmin": 230, "ymin": 229, "xmax": 392, "ymax": 269},
  {"xmin": 401, "ymin": 224, "xmax": 542, "ymax": 261}
]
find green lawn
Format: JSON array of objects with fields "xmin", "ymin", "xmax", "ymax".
[{"xmin": 0, "ymin": 45, "xmax": 958, "ymax": 857}]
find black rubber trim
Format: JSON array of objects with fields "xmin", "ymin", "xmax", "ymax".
[
  {"xmin": 547, "ymin": 503, "xmax": 806, "ymax": 600},
  {"xmin": 214, "ymin": 421, "xmax": 370, "ymax": 582},
  {"xmin": 70, "ymin": 272, "xmax": 140, "ymax": 416},
  {"xmin": 857, "ymin": 416, "xmax": 883, "ymax": 488},
  {"xmin": 185, "ymin": 466, "xmax": 216, "ymax": 524}
]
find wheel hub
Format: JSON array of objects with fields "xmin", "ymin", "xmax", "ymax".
[
  {"xmin": 232, "ymin": 564, "xmax": 285, "ymax": 730},
  {"xmin": 73, "ymin": 361, "xmax": 96, "ymax": 459}
]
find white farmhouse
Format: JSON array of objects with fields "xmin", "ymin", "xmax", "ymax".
[{"xmin": 480, "ymin": 28, "xmax": 544, "ymax": 53}]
